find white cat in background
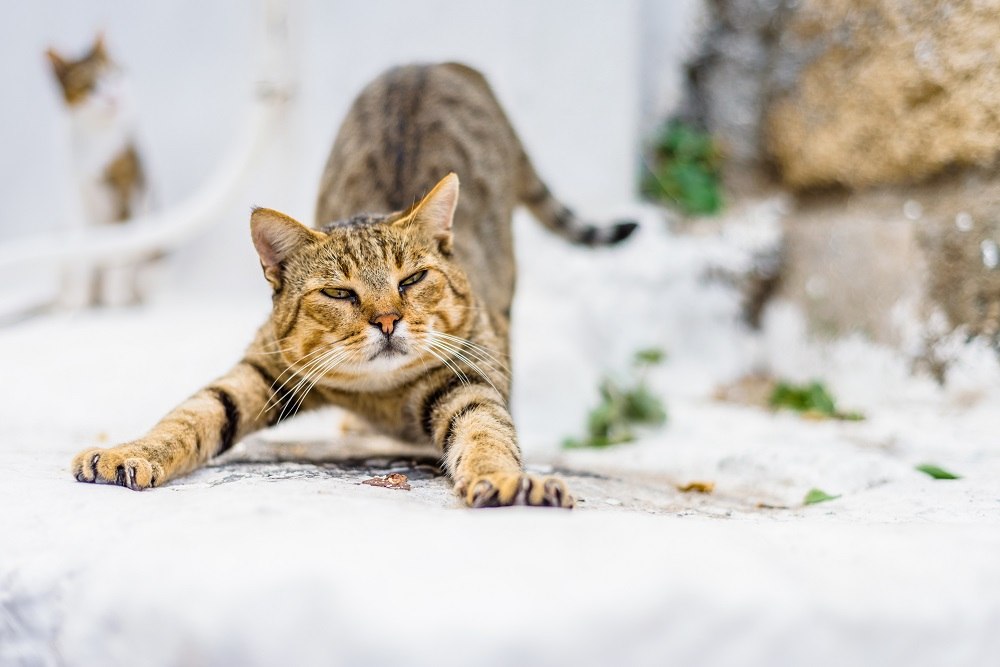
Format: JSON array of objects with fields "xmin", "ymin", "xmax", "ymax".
[{"xmin": 47, "ymin": 34, "xmax": 154, "ymax": 307}]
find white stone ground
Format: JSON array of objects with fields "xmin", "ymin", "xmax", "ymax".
[{"xmin": 2, "ymin": 203, "xmax": 999, "ymax": 666}]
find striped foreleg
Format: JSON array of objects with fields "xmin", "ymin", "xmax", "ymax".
[{"xmin": 419, "ymin": 379, "xmax": 573, "ymax": 508}]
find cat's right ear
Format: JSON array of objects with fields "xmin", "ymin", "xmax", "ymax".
[
  {"xmin": 45, "ymin": 49, "xmax": 68, "ymax": 80},
  {"xmin": 250, "ymin": 207, "xmax": 322, "ymax": 291}
]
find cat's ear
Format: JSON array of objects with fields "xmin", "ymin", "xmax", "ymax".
[
  {"xmin": 250, "ymin": 207, "xmax": 322, "ymax": 290},
  {"xmin": 91, "ymin": 32, "xmax": 107, "ymax": 59},
  {"xmin": 45, "ymin": 48, "xmax": 68, "ymax": 80},
  {"xmin": 401, "ymin": 172, "xmax": 459, "ymax": 252}
]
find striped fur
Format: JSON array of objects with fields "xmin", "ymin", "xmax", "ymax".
[{"xmin": 71, "ymin": 63, "xmax": 632, "ymax": 507}]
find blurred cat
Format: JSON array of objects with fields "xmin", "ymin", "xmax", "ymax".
[{"xmin": 47, "ymin": 34, "xmax": 152, "ymax": 307}]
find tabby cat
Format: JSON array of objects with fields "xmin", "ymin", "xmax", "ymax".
[
  {"xmin": 71, "ymin": 63, "xmax": 636, "ymax": 507},
  {"xmin": 47, "ymin": 34, "xmax": 150, "ymax": 306}
]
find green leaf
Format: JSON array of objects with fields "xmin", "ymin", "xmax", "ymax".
[
  {"xmin": 803, "ymin": 488, "xmax": 841, "ymax": 505},
  {"xmin": 644, "ymin": 120, "xmax": 724, "ymax": 216},
  {"xmin": 563, "ymin": 347, "xmax": 668, "ymax": 449},
  {"xmin": 623, "ymin": 385, "xmax": 667, "ymax": 425},
  {"xmin": 915, "ymin": 464, "xmax": 961, "ymax": 480},
  {"xmin": 634, "ymin": 348, "xmax": 666, "ymax": 366},
  {"xmin": 769, "ymin": 380, "xmax": 864, "ymax": 420},
  {"xmin": 805, "ymin": 382, "xmax": 836, "ymax": 415}
]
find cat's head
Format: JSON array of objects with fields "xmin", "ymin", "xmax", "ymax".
[
  {"xmin": 46, "ymin": 34, "xmax": 129, "ymax": 124},
  {"xmin": 251, "ymin": 173, "xmax": 474, "ymax": 389}
]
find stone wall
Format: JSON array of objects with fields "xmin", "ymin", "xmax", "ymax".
[
  {"xmin": 684, "ymin": 0, "xmax": 1000, "ymax": 369},
  {"xmin": 767, "ymin": 0, "xmax": 1000, "ymax": 188}
]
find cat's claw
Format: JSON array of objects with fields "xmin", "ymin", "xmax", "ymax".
[
  {"xmin": 463, "ymin": 472, "xmax": 574, "ymax": 509},
  {"xmin": 71, "ymin": 446, "xmax": 162, "ymax": 491}
]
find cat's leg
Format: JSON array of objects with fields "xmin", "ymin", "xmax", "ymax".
[
  {"xmin": 338, "ymin": 410, "xmax": 378, "ymax": 437},
  {"xmin": 56, "ymin": 260, "xmax": 95, "ymax": 310},
  {"xmin": 417, "ymin": 379, "xmax": 573, "ymax": 508},
  {"xmin": 71, "ymin": 356, "xmax": 306, "ymax": 489},
  {"xmin": 100, "ymin": 261, "xmax": 142, "ymax": 307},
  {"xmin": 89, "ymin": 264, "xmax": 104, "ymax": 308}
]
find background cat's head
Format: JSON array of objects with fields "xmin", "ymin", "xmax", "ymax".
[
  {"xmin": 251, "ymin": 173, "xmax": 475, "ymax": 388},
  {"xmin": 46, "ymin": 34, "xmax": 129, "ymax": 125}
]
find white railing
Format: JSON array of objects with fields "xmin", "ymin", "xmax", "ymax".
[{"xmin": 0, "ymin": 0, "xmax": 294, "ymax": 318}]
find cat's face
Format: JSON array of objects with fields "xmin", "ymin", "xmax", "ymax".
[
  {"xmin": 252, "ymin": 174, "xmax": 474, "ymax": 390},
  {"xmin": 46, "ymin": 35, "xmax": 129, "ymax": 125}
]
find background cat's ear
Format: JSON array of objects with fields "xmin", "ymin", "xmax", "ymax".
[
  {"xmin": 91, "ymin": 32, "xmax": 107, "ymax": 59},
  {"xmin": 250, "ymin": 207, "xmax": 322, "ymax": 290},
  {"xmin": 403, "ymin": 172, "xmax": 459, "ymax": 251},
  {"xmin": 45, "ymin": 48, "xmax": 68, "ymax": 80}
]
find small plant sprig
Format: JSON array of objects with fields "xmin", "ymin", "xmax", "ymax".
[
  {"xmin": 769, "ymin": 380, "xmax": 864, "ymax": 421},
  {"xmin": 803, "ymin": 488, "xmax": 840, "ymax": 505},
  {"xmin": 915, "ymin": 463, "xmax": 961, "ymax": 480},
  {"xmin": 641, "ymin": 120, "xmax": 724, "ymax": 216},
  {"xmin": 563, "ymin": 348, "xmax": 667, "ymax": 449}
]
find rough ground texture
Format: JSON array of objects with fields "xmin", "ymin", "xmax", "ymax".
[{"xmin": 2, "ymin": 204, "xmax": 999, "ymax": 666}]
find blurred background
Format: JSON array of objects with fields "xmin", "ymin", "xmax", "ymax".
[{"xmin": 1, "ymin": 0, "xmax": 686, "ymax": 293}]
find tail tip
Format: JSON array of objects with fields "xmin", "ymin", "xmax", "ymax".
[{"xmin": 608, "ymin": 220, "xmax": 639, "ymax": 245}]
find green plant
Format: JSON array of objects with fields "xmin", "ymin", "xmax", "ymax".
[
  {"xmin": 803, "ymin": 488, "xmax": 841, "ymax": 505},
  {"xmin": 642, "ymin": 120, "xmax": 724, "ymax": 215},
  {"xmin": 915, "ymin": 463, "xmax": 961, "ymax": 480},
  {"xmin": 563, "ymin": 348, "xmax": 667, "ymax": 449},
  {"xmin": 769, "ymin": 380, "xmax": 865, "ymax": 421}
]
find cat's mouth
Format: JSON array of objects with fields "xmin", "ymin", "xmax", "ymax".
[{"xmin": 369, "ymin": 339, "xmax": 407, "ymax": 361}]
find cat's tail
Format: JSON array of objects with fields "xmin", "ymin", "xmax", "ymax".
[{"xmin": 517, "ymin": 150, "xmax": 638, "ymax": 246}]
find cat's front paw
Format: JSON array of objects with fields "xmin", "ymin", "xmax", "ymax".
[
  {"xmin": 461, "ymin": 472, "xmax": 574, "ymax": 509},
  {"xmin": 71, "ymin": 445, "xmax": 163, "ymax": 491}
]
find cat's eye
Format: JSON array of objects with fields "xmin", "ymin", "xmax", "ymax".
[
  {"xmin": 321, "ymin": 287, "xmax": 355, "ymax": 301},
  {"xmin": 399, "ymin": 270, "xmax": 427, "ymax": 290}
]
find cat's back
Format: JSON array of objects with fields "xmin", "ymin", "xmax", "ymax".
[
  {"xmin": 317, "ymin": 63, "xmax": 517, "ymax": 217},
  {"xmin": 316, "ymin": 63, "xmax": 521, "ymax": 312}
]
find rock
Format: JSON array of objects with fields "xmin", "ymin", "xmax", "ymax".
[
  {"xmin": 767, "ymin": 0, "xmax": 1000, "ymax": 188},
  {"xmin": 778, "ymin": 171, "xmax": 1000, "ymax": 375}
]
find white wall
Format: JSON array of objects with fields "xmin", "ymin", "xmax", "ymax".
[{"xmin": 0, "ymin": 0, "xmax": 703, "ymax": 297}]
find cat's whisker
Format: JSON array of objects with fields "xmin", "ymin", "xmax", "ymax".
[
  {"xmin": 286, "ymin": 348, "xmax": 360, "ymax": 418},
  {"xmin": 273, "ymin": 352, "xmax": 344, "ymax": 422},
  {"xmin": 433, "ymin": 340, "xmax": 509, "ymax": 388},
  {"xmin": 427, "ymin": 334, "xmax": 507, "ymax": 378},
  {"xmin": 434, "ymin": 339, "xmax": 509, "ymax": 376},
  {"xmin": 282, "ymin": 346, "xmax": 359, "ymax": 420},
  {"xmin": 422, "ymin": 343, "xmax": 470, "ymax": 386},
  {"xmin": 262, "ymin": 347, "xmax": 338, "ymax": 408},
  {"xmin": 259, "ymin": 344, "xmax": 348, "ymax": 418},
  {"xmin": 275, "ymin": 347, "xmax": 352, "ymax": 419},
  {"xmin": 430, "ymin": 331, "xmax": 511, "ymax": 375},
  {"xmin": 428, "ymin": 338, "xmax": 503, "ymax": 398},
  {"xmin": 265, "ymin": 332, "xmax": 365, "ymax": 395}
]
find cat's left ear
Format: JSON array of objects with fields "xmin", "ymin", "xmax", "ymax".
[{"xmin": 400, "ymin": 172, "xmax": 459, "ymax": 252}]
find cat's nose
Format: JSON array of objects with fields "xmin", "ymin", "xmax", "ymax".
[{"xmin": 371, "ymin": 312, "xmax": 401, "ymax": 336}]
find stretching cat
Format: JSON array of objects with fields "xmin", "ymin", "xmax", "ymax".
[
  {"xmin": 71, "ymin": 63, "xmax": 636, "ymax": 507},
  {"xmin": 47, "ymin": 34, "xmax": 151, "ymax": 307}
]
